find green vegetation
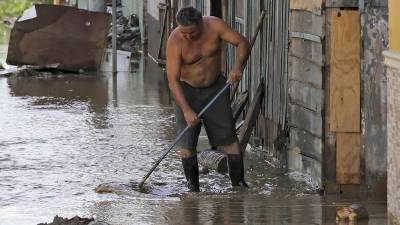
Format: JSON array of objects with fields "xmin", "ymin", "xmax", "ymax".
[
  {"xmin": 0, "ymin": 24, "xmax": 10, "ymax": 44},
  {"xmin": 0, "ymin": 0, "xmax": 52, "ymax": 20}
]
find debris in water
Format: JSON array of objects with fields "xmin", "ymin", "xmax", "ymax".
[
  {"xmin": 37, "ymin": 215, "xmax": 94, "ymax": 225},
  {"xmin": 336, "ymin": 203, "xmax": 369, "ymax": 223},
  {"xmin": 94, "ymin": 184, "xmax": 122, "ymax": 195}
]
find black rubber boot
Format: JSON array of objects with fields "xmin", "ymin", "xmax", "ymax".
[
  {"xmin": 181, "ymin": 156, "xmax": 200, "ymax": 192},
  {"xmin": 227, "ymin": 154, "xmax": 248, "ymax": 188}
]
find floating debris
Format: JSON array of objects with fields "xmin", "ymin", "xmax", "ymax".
[{"xmin": 336, "ymin": 203, "xmax": 369, "ymax": 223}]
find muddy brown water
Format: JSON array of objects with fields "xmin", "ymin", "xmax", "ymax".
[{"xmin": 0, "ymin": 28, "xmax": 386, "ymax": 225}]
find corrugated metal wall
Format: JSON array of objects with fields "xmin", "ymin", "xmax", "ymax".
[{"xmin": 226, "ymin": 0, "xmax": 289, "ymax": 150}]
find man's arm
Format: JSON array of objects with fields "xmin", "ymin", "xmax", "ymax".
[
  {"xmin": 166, "ymin": 36, "xmax": 199, "ymax": 127},
  {"xmin": 211, "ymin": 17, "xmax": 251, "ymax": 83}
]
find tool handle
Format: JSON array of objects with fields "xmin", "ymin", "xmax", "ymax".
[{"xmin": 139, "ymin": 83, "xmax": 230, "ymax": 188}]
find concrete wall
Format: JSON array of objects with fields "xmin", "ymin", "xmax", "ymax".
[{"xmin": 384, "ymin": 50, "xmax": 400, "ymax": 225}]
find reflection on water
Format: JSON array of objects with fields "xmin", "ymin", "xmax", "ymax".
[{"xmin": 0, "ymin": 41, "xmax": 387, "ymax": 225}]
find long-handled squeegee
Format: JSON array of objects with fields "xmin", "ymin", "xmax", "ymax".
[{"xmin": 138, "ymin": 83, "xmax": 230, "ymax": 188}]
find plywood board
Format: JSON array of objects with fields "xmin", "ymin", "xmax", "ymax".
[
  {"xmin": 336, "ymin": 132, "xmax": 361, "ymax": 184},
  {"xmin": 329, "ymin": 10, "xmax": 361, "ymax": 132},
  {"xmin": 290, "ymin": 0, "xmax": 323, "ymax": 15}
]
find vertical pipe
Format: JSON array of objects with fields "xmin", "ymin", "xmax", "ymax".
[{"xmin": 112, "ymin": 0, "xmax": 117, "ymax": 76}]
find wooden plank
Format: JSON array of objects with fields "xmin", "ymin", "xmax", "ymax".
[
  {"xmin": 289, "ymin": 80, "xmax": 324, "ymax": 113},
  {"xmin": 329, "ymin": 9, "xmax": 361, "ymax": 132},
  {"xmin": 289, "ymin": 127, "xmax": 323, "ymax": 161},
  {"xmin": 291, "ymin": 32, "xmax": 321, "ymax": 43},
  {"xmin": 290, "ymin": 10, "xmax": 325, "ymax": 37},
  {"xmin": 288, "ymin": 103, "xmax": 322, "ymax": 137},
  {"xmin": 290, "ymin": 0, "xmax": 323, "ymax": 15},
  {"xmin": 289, "ymin": 56, "xmax": 323, "ymax": 88},
  {"xmin": 336, "ymin": 132, "xmax": 361, "ymax": 184},
  {"xmin": 326, "ymin": 0, "xmax": 358, "ymax": 8},
  {"xmin": 231, "ymin": 91, "xmax": 249, "ymax": 122},
  {"xmin": 290, "ymin": 38, "xmax": 324, "ymax": 66},
  {"xmin": 324, "ymin": 8, "xmax": 338, "ymax": 193},
  {"xmin": 238, "ymin": 80, "xmax": 264, "ymax": 152}
]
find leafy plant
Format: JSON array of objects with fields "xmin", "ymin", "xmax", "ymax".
[{"xmin": 0, "ymin": 0, "xmax": 53, "ymax": 20}]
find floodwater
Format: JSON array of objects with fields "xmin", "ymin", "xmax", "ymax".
[{"xmin": 0, "ymin": 24, "xmax": 387, "ymax": 225}]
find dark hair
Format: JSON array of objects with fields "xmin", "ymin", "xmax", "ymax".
[{"xmin": 176, "ymin": 7, "xmax": 202, "ymax": 26}]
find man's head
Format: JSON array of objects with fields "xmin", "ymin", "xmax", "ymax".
[{"xmin": 176, "ymin": 7, "xmax": 202, "ymax": 40}]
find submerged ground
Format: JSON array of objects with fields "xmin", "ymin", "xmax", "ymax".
[{"xmin": 0, "ymin": 24, "xmax": 387, "ymax": 225}]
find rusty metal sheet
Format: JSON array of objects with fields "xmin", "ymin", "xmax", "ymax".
[{"xmin": 6, "ymin": 4, "xmax": 110, "ymax": 72}]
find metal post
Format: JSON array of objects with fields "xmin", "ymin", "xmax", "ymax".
[{"xmin": 112, "ymin": 0, "xmax": 117, "ymax": 76}]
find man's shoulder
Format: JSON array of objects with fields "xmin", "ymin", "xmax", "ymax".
[
  {"xmin": 204, "ymin": 16, "xmax": 224, "ymax": 23},
  {"xmin": 168, "ymin": 29, "xmax": 182, "ymax": 45},
  {"xmin": 204, "ymin": 16, "xmax": 229, "ymax": 32}
]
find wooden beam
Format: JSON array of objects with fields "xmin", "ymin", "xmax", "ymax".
[
  {"xmin": 336, "ymin": 132, "xmax": 361, "ymax": 184},
  {"xmin": 326, "ymin": 0, "xmax": 358, "ymax": 8},
  {"xmin": 290, "ymin": 0, "xmax": 323, "ymax": 15},
  {"xmin": 231, "ymin": 91, "xmax": 249, "ymax": 122},
  {"xmin": 238, "ymin": 80, "xmax": 264, "ymax": 152},
  {"xmin": 329, "ymin": 9, "xmax": 361, "ymax": 132}
]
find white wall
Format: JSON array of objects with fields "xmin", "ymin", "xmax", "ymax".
[{"xmin": 147, "ymin": 0, "xmax": 164, "ymax": 20}]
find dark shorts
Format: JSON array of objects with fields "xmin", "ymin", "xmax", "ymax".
[{"xmin": 173, "ymin": 75, "xmax": 238, "ymax": 151}]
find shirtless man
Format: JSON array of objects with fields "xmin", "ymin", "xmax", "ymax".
[{"xmin": 166, "ymin": 7, "xmax": 250, "ymax": 192}]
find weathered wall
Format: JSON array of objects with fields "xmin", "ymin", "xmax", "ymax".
[
  {"xmin": 122, "ymin": 0, "xmax": 145, "ymax": 44},
  {"xmin": 146, "ymin": 0, "xmax": 164, "ymax": 61},
  {"xmin": 361, "ymin": 0, "xmax": 388, "ymax": 195},
  {"xmin": 384, "ymin": 50, "xmax": 400, "ymax": 225},
  {"xmin": 148, "ymin": 0, "xmax": 163, "ymax": 19},
  {"xmin": 289, "ymin": 0, "xmax": 388, "ymax": 192},
  {"xmin": 389, "ymin": 0, "xmax": 400, "ymax": 51},
  {"xmin": 288, "ymin": 3, "xmax": 324, "ymax": 187},
  {"xmin": 386, "ymin": 0, "xmax": 400, "ymax": 223}
]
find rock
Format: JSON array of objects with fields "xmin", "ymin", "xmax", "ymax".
[
  {"xmin": 37, "ymin": 215, "xmax": 94, "ymax": 225},
  {"xmin": 94, "ymin": 184, "xmax": 123, "ymax": 195},
  {"xmin": 336, "ymin": 203, "xmax": 369, "ymax": 222}
]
